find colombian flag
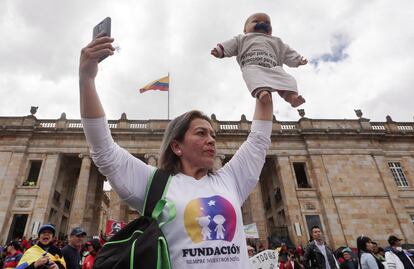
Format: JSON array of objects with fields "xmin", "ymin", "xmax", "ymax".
[{"xmin": 139, "ymin": 75, "xmax": 169, "ymax": 93}]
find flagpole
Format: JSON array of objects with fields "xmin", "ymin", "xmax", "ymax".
[{"xmin": 168, "ymin": 72, "xmax": 170, "ymax": 120}]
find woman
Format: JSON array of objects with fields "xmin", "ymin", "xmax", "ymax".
[
  {"xmin": 3, "ymin": 241, "xmax": 23, "ymax": 269},
  {"xmin": 357, "ymin": 236, "xmax": 384, "ymax": 269},
  {"xmin": 17, "ymin": 224, "xmax": 66, "ymax": 269},
  {"xmin": 79, "ymin": 34, "xmax": 273, "ymax": 268}
]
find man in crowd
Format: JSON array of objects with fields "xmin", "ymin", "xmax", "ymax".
[
  {"xmin": 304, "ymin": 226, "xmax": 338, "ymax": 269},
  {"xmin": 61, "ymin": 227, "xmax": 87, "ymax": 269},
  {"xmin": 385, "ymin": 235, "xmax": 414, "ymax": 269}
]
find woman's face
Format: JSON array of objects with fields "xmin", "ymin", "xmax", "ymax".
[
  {"xmin": 365, "ymin": 241, "xmax": 374, "ymax": 252},
  {"xmin": 173, "ymin": 118, "xmax": 216, "ymax": 174}
]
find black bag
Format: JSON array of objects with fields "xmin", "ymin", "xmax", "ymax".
[{"xmin": 93, "ymin": 169, "xmax": 175, "ymax": 269}]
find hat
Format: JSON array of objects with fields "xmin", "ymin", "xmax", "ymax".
[
  {"xmin": 70, "ymin": 227, "xmax": 87, "ymax": 236},
  {"xmin": 388, "ymin": 235, "xmax": 402, "ymax": 245},
  {"xmin": 247, "ymin": 246, "xmax": 255, "ymax": 251},
  {"xmin": 38, "ymin": 224, "xmax": 56, "ymax": 236},
  {"xmin": 342, "ymin": 247, "xmax": 352, "ymax": 254}
]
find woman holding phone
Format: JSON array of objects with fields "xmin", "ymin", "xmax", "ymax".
[{"xmin": 79, "ymin": 32, "xmax": 273, "ymax": 268}]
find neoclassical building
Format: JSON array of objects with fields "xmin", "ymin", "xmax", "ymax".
[{"xmin": 0, "ymin": 109, "xmax": 413, "ymax": 248}]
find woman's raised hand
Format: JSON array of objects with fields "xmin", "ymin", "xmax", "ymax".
[{"xmin": 79, "ymin": 33, "xmax": 115, "ymax": 81}]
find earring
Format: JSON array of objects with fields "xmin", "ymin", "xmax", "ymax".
[{"xmin": 177, "ymin": 150, "xmax": 181, "ymax": 156}]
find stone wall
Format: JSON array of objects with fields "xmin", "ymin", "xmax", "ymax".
[{"xmin": 0, "ymin": 113, "xmax": 413, "ymax": 248}]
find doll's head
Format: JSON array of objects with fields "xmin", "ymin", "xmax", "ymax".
[{"xmin": 244, "ymin": 13, "xmax": 272, "ymax": 35}]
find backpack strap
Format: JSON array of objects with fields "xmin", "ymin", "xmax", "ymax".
[{"xmin": 143, "ymin": 169, "xmax": 171, "ymax": 217}]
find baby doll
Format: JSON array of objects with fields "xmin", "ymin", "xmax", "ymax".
[{"xmin": 211, "ymin": 13, "xmax": 307, "ymax": 107}]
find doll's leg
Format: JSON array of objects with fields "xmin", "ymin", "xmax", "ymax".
[
  {"xmin": 254, "ymin": 87, "xmax": 272, "ymax": 104},
  {"xmin": 278, "ymin": 90, "xmax": 305, "ymax": 108}
]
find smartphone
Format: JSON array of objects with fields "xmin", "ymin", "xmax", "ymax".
[
  {"xmin": 93, "ymin": 17, "xmax": 111, "ymax": 40},
  {"xmin": 92, "ymin": 17, "xmax": 111, "ymax": 62}
]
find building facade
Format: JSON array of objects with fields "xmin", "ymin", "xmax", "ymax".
[{"xmin": 0, "ymin": 110, "xmax": 413, "ymax": 248}]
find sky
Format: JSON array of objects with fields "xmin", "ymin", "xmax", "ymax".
[{"xmin": 1, "ymin": 0, "xmax": 413, "ymax": 122}]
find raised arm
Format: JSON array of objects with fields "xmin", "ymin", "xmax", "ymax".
[
  {"xmin": 253, "ymin": 96, "xmax": 273, "ymax": 121},
  {"xmin": 79, "ymin": 34, "xmax": 115, "ymax": 118}
]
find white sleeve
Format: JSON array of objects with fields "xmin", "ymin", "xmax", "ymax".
[
  {"xmin": 219, "ymin": 120, "xmax": 272, "ymax": 203},
  {"xmin": 81, "ymin": 117, "xmax": 153, "ymax": 213},
  {"xmin": 218, "ymin": 35, "xmax": 241, "ymax": 58},
  {"xmin": 282, "ymin": 43, "xmax": 302, "ymax": 67}
]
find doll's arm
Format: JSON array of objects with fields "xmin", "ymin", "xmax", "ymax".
[
  {"xmin": 211, "ymin": 36, "xmax": 240, "ymax": 58},
  {"xmin": 283, "ymin": 43, "xmax": 304, "ymax": 67}
]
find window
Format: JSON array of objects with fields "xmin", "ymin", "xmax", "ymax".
[
  {"xmin": 293, "ymin": 162, "xmax": 311, "ymax": 188},
  {"xmin": 7, "ymin": 214, "xmax": 28, "ymax": 242},
  {"xmin": 388, "ymin": 162, "xmax": 409, "ymax": 187},
  {"xmin": 49, "ymin": 208, "xmax": 58, "ymax": 223},
  {"xmin": 274, "ymin": 187, "xmax": 282, "ymax": 204},
  {"xmin": 53, "ymin": 191, "xmax": 61, "ymax": 205},
  {"xmin": 64, "ymin": 199, "xmax": 71, "ymax": 211},
  {"xmin": 265, "ymin": 197, "xmax": 271, "ymax": 211},
  {"xmin": 23, "ymin": 160, "xmax": 42, "ymax": 186},
  {"xmin": 305, "ymin": 215, "xmax": 323, "ymax": 237}
]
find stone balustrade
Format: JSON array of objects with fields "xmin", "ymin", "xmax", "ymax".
[{"xmin": 0, "ymin": 114, "xmax": 413, "ymax": 135}]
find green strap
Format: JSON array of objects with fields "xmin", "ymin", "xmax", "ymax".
[
  {"xmin": 159, "ymin": 237, "xmax": 172, "ymax": 269},
  {"xmin": 151, "ymin": 198, "xmax": 176, "ymax": 228},
  {"xmin": 130, "ymin": 238, "xmax": 138, "ymax": 269},
  {"xmin": 156, "ymin": 238, "xmax": 162, "ymax": 269}
]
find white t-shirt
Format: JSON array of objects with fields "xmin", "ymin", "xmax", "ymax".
[{"xmin": 82, "ymin": 117, "xmax": 271, "ymax": 269}]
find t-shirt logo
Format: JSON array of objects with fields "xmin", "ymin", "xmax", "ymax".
[{"xmin": 184, "ymin": 195, "xmax": 236, "ymax": 243}]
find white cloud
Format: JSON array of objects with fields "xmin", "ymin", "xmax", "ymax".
[{"xmin": 0, "ymin": 0, "xmax": 413, "ymax": 122}]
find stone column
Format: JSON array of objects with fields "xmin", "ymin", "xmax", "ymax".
[
  {"xmin": 309, "ymin": 155, "xmax": 346, "ymax": 247},
  {"xmin": 31, "ymin": 154, "xmax": 61, "ymax": 227},
  {"xmin": 108, "ymin": 190, "xmax": 128, "ymax": 223},
  {"xmin": 0, "ymin": 152, "xmax": 25, "ymax": 243},
  {"xmin": 144, "ymin": 153, "xmax": 159, "ymax": 166},
  {"xmin": 247, "ymin": 183, "xmax": 269, "ymax": 244},
  {"xmin": 83, "ymin": 167, "xmax": 104, "ymax": 237},
  {"xmin": 275, "ymin": 156, "xmax": 304, "ymax": 246},
  {"xmin": 214, "ymin": 154, "xmax": 225, "ymax": 170},
  {"xmin": 68, "ymin": 155, "xmax": 91, "ymax": 231}
]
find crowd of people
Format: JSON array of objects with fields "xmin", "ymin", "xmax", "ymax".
[
  {"xmin": 247, "ymin": 226, "xmax": 414, "ymax": 269},
  {"xmin": 0, "ymin": 224, "xmax": 102, "ymax": 269}
]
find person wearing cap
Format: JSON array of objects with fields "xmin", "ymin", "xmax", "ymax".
[
  {"xmin": 61, "ymin": 227, "xmax": 86, "ymax": 269},
  {"xmin": 337, "ymin": 247, "xmax": 358, "ymax": 269},
  {"xmin": 17, "ymin": 224, "xmax": 66, "ymax": 269},
  {"xmin": 385, "ymin": 235, "xmax": 414, "ymax": 269},
  {"xmin": 3, "ymin": 240, "xmax": 23, "ymax": 269},
  {"xmin": 81, "ymin": 239, "xmax": 101, "ymax": 269}
]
